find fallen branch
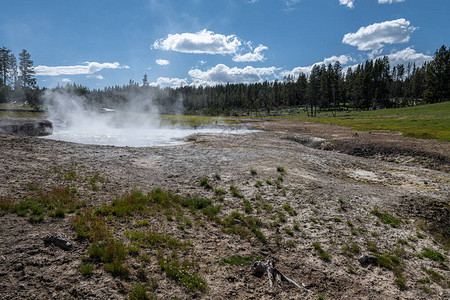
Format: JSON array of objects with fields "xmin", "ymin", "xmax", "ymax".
[{"xmin": 252, "ymin": 259, "xmax": 309, "ymax": 292}]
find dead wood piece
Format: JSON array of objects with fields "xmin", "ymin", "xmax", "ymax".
[{"xmin": 252, "ymin": 259, "xmax": 309, "ymax": 292}]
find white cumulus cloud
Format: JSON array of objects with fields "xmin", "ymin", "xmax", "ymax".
[
  {"xmin": 189, "ymin": 64, "xmax": 277, "ymax": 86},
  {"xmin": 378, "ymin": 0, "xmax": 405, "ymax": 4},
  {"xmin": 149, "ymin": 77, "xmax": 188, "ymax": 88},
  {"xmin": 342, "ymin": 18, "xmax": 417, "ymax": 51},
  {"xmin": 339, "ymin": 0, "xmax": 355, "ymax": 9},
  {"xmin": 233, "ymin": 45, "xmax": 268, "ymax": 62},
  {"xmin": 380, "ymin": 47, "xmax": 432, "ymax": 67},
  {"xmin": 282, "ymin": 54, "xmax": 354, "ymax": 77},
  {"xmin": 153, "ymin": 29, "xmax": 241, "ymax": 55},
  {"xmin": 35, "ymin": 62, "xmax": 129, "ymax": 76},
  {"xmin": 155, "ymin": 59, "xmax": 170, "ymax": 65}
]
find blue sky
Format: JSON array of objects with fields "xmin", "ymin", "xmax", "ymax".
[{"xmin": 1, "ymin": 0, "xmax": 448, "ymax": 89}]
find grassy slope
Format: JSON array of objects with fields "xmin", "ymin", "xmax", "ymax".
[{"xmin": 282, "ymin": 102, "xmax": 450, "ymax": 142}]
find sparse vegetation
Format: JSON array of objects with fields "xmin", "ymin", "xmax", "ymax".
[
  {"xmin": 219, "ymin": 254, "xmax": 264, "ymax": 266},
  {"xmin": 312, "ymin": 243, "xmax": 331, "ymax": 261},
  {"xmin": 282, "ymin": 203, "xmax": 297, "ymax": 216},
  {"xmin": 200, "ymin": 177, "xmax": 212, "ymax": 190},
  {"xmin": 422, "ymin": 248, "xmax": 445, "ymax": 262},
  {"xmin": 129, "ymin": 283, "xmax": 151, "ymax": 300},
  {"xmin": 158, "ymin": 252, "xmax": 207, "ymax": 293},
  {"xmin": 371, "ymin": 208, "xmax": 402, "ymax": 228},
  {"xmin": 230, "ymin": 185, "xmax": 244, "ymax": 198}
]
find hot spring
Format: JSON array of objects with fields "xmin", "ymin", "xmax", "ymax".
[
  {"xmin": 42, "ymin": 90, "xmax": 257, "ymax": 147},
  {"xmin": 43, "ymin": 120, "xmax": 257, "ymax": 147}
]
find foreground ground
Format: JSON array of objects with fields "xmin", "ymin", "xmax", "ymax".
[{"xmin": 0, "ymin": 118, "xmax": 449, "ymax": 299}]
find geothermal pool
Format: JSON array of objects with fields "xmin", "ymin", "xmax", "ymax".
[{"xmin": 43, "ymin": 125, "xmax": 257, "ymax": 147}]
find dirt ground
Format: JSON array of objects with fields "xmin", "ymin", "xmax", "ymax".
[{"xmin": 0, "ymin": 118, "xmax": 449, "ymax": 299}]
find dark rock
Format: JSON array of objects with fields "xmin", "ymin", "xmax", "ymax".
[
  {"xmin": 358, "ymin": 253, "xmax": 378, "ymax": 266},
  {"xmin": 13, "ymin": 263, "xmax": 24, "ymax": 271},
  {"xmin": 43, "ymin": 232, "xmax": 72, "ymax": 250},
  {"xmin": 0, "ymin": 117, "xmax": 52, "ymax": 136}
]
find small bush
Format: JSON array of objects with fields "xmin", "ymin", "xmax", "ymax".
[
  {"xmin": 284, "ymin": 227, "xmax": 294, "ymax": 236},
  {"xmin": 243, "ymin": 199, "xmax": 252, "ymax": 213},
  {"xmin": 219, "ymin": 254, "xmax": 263, "ymax": 266},
  {"xmin": 254, "ymin": 181, "xmax": 262, "ymax": 188},
  {"xmin": 230, "ymin": 185, "xmax": 244, "ymax": 198},
  {"xmin": 312, "ymin": 243, "xmax": 331, "ymax": 261},
  {"xmin": 158, "ymin": 253, "xmax": 207, "ymax": 293},
  {"xmin": 200, "ymin": 177, "xmax": 212, "ymax": 190},
  {"xmin": 394, "ymin": 276, "xmax": 407, "ymax": 290},
  {"xmin": 265, "ymin": 179, "xmax": 273, "ymax": 185},
  {"xmin": 277, "ymin": 166, "xmax": 285, "ymax": 174},
  {"xmin": 214, "ymin": 188, "xmax": 226, "ymax": 196},
  {"xmin": 425, "ymin": 269, "xmax": 444, "ymax": 283},
  {"xmin": 371, "ymin": 208, "xmax": 401, "ymax": 228},
  {"xmin": 214, "ymin": 173, "xmax": 221, "ymax": 180},
  {"xmin": 129, "ymin": 283, "xmax": 150, "ymax": 300},
  {"xmin": 343, "ymin": 243, "xmax": 361, "ymax": 257},
  {"xmin": 182, "ymin": 197, "xmax": 212, "ymax": 210},
  {"xmin": 422, "ymin": 248, "xmax": 445, "ymax": 262},
  {"xmin": 79, "ymin": 262, "xmax": 94, "ymax": 276},
  {"xmin": 282, "ymin": 204, "xmax": 297, "ymax": 216},
  {"xmin": 250, "ymin": 169, "xmax": 257, "ymax": 176}
]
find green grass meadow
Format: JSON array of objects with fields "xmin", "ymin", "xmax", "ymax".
[{"xmin": 283, "ymin": 102, "xmax": 450, "ymax": 141}]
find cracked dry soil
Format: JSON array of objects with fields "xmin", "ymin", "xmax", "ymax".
[{"xmin": 0, "ymin": 118, "xmax": 449, "ymax": 299}]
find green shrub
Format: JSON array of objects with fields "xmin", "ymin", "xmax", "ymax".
[
  {"xmin": 313, "ymin": 243, "xmax": 331, "ymax": 261},
  {"xmin": 79, "ymin": 262, "xmax": 94, "ymax": 276},
  {"xmin": 243, "ymin": 199, "xmax": 252, "ymax": 213},
  {"xmin": 422, "ymin": 248, "xmax": 445, "ymax": 261},
  {"xmin": 277, "ymin": 166, "xmax": 285, "ymax": 174},
  {"xmin": 158, "ymin": 254, "xmax": 207, "ymax": 293},
  {"xmin": 230, "ymin": 185, "xmax": 244, "ymax": 198},
  {"xmin": 371, "ymin": 208, "xmax": 401, "ymax": 228},
  {"xmin": 219, "ymin": 254, "xmax": 264, "ymax": 266},
  {"xmin": 200, "ymin": 177, "xmax": 212, "ymax": 190},
  {"xmin": 129, "ymin": 283, "xmax": 150, "ymax": 300},
  {"xmin": 250, "ymin": 169, "xmax": 257, "ymax": 176}
]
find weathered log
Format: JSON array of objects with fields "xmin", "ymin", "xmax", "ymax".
[{"xmin": 252, "ymin": 259, "xmax": 309, "ymax": 292}]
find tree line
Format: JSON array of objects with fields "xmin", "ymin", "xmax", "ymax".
[
  {"xmin": 0, "ymin": 46, "xmax": 39, "ymax": 106},
  {"xmin": 1, "ymin": 45, "xmax": 449, "ymax": 115}
]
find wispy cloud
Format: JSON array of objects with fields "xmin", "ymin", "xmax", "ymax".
[
  {"xmin": 35, "ymin": 62, "xmax": 129, "ymax": 76},
  {"xmin": 378, "ymin": 0, "xmax": 405, "ymax": 4},
  {"xmin": 87, "ymin": 74, "xmax": 104, "ymax": 80},
  {"xmin": 342, "ymin": 18, "xmax": 416, "ymax": 51},
  {"xmin": 155, "ymin": 59, "xmax": 170, "ymax": 65}
]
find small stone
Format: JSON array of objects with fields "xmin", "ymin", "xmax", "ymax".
[
  {"xmin": 43, "ymin": 232, "xmax": 72, "ymax": 250},
  {"xmin": 14, "ymin": 263, "xmax": 24, "ymax": 271},
  {"xmin": 358, "ymin": 253, "xmax": 378, "ymax": 265}
]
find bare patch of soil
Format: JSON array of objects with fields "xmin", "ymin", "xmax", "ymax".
[{"xmin": 0, "ymin": 118, "xmax": 449, "ymax": 299}]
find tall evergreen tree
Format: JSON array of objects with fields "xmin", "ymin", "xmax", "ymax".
[{"xmin": 18, "ymin": 49, "xmax": 36, "ymax": 89}]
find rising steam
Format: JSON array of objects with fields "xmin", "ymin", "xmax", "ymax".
[{"xmin": 42, "ymin": 89, "xmax": 254, "ymax": 147}]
